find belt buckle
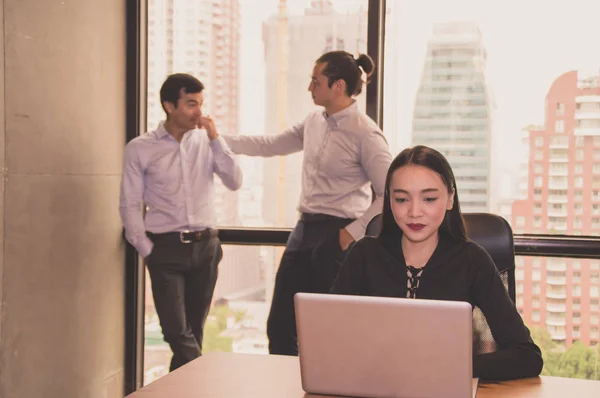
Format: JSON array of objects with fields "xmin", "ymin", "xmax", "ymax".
[{"xmin": 180, "ymin": 230, "xmax": 192, "ymax": 243}]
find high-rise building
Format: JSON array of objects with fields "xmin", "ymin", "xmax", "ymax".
[
  {"xmin": 512, "ymin": 70, "xmax": 600, "ymax": 346},
  {"xmin": 411, "ymin": 22, "xmax": 493, "ymax": 212}
]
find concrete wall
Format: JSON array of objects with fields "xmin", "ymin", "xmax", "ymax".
[{"xmin": 0, "ymin": 0, "xmax": 127, "ymax": 397}]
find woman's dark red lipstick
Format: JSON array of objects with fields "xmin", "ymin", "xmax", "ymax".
[{"xmin": 407, "ymin": 223, "xmax": 425, "ymax": 231}]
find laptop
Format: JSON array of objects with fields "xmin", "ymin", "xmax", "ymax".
[{"xmin": 295, "ymin": 293, "xmax": 478, "ymax": 398}]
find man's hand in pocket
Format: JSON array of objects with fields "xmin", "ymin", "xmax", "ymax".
[{"xmin": 339, "ymin": 228, "xmax": 355, "ymax": 251}]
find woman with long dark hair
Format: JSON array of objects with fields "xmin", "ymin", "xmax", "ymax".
[{"xmin": 331, "ymin": 145, "xmax": 543, "ymax": 381}]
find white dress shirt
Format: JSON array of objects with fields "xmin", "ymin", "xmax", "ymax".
[{"xmin": 120, "ymin": 122, "xmax": 242, "ymax": 258}]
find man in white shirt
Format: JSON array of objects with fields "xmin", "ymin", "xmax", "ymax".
[
  {"xmin": 223, "ymin": 51, "xmax": 392, "ymax": 355},
  {"xmin": 120, "ymin": 74, "xmax": 242, "ymax": 370}
]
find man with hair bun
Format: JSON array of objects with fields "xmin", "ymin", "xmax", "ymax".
[{"xmin": 223, "ymin": 51, "xmax": 392, "ymax": 356}]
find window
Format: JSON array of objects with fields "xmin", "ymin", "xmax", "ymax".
[
  {"xmin": 535, "ymin": 149, "xmax": 544, "ymax": 160},
  {"xmin": 535, "ymin": 137, "xmax": 544, "ymax": 147},
  {"xmin": 143, "ymin": 0, "xmax": 370, "ymax": 385},
  {"xmin": 575, "ymin": 163, "xmax": 584, "ymax": 174},
  {"xmin": 550, "ymin": 135, "xmax": 568, "ymax": 146},
  {"xmin": 516, "ymin": 268, "xmax": 524, "ymax": 280},
  {"xmin": 137, "ymin": 0, "xmax": 600, "ymax": 385},
  {"xmin": 534, "ymin": 163, "xmax": 543, "ymax": 173}
]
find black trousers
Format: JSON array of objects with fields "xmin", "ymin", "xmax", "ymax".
[
  {"xmin": 266, "ymin": 215, "xmax": 354, "ymax": 356},
  {"xmin": 146, "ymin": 231, "xmax": 223, "ymax": 371}
]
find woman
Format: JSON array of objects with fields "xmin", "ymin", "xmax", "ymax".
[{"xmin": 331, "ymin": 145, "xmax": 543, "ymax": 381}]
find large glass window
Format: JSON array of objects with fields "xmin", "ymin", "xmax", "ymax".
[
  {"xmin": 144, "ymin": 0, "xmax": 368, "ymax": 385},
  {"xmin": 147, "ymin": 0, "xmax": 369, "ymax": 232},
  {"xmin": 383, "ymin": 0, "xmax": 600, "ymax": 236},
  {"xmin": 382, "ymin": 0, "xmax": 600, "ymax": 380},
  {"xmin": 139, "ymin": 0, "xmax": 600, "ymax": 386}
]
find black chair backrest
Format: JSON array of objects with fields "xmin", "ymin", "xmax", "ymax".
[
  {"xmin": 365, "ymin": 212, "xmax": 517, "ymax": 354},
  {"xmin": 462, "ymin": 213, "xmax": 516, "ymax": 301}
]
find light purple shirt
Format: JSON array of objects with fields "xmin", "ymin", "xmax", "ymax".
[
  {"xmin": 223, "ymin": 101, "xmax": 392, "ymax": 241},
  {"xmin": 120, "ymin": 122, "xmax": 243, "ymax": 258}
]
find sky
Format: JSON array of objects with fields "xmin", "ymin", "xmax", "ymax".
[{"xmin": 237, "ymin": 0, "xmax": 600, "ymax": 195}]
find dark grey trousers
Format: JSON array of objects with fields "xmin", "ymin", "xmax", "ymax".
[
  {"xmin": 266, "ymin": 217, "xmax": 354, "ymax": 356},
  {"xmin": 146, "ymin": 231, "xmax": 222, "ymax": 371}
]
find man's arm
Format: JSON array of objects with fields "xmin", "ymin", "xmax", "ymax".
[
  {"xmin": 119, "ymin": 143, "xmax": 153, "ymax": 259},
  {"xmin": 470, "ymin": 245, "xmax": 544, "ymax": 380},
  {"xmin": 221, "ymin": 120, "xmax": 305, "ymax": 157},
  {"xmin": 199, "ymin": 115, "xmax": 243, "ymax": 190},
  {"xmin": 344, "ymin": 131, "xmax": 393, "ymax": 242},
  {"xmin": 210, "ymin": 136, "xmax": 243, "ymax": 190}
]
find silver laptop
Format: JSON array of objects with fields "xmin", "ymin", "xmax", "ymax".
[{"xmin": 295, "ymin": 293, "xmax": 476, "ymax": 398}]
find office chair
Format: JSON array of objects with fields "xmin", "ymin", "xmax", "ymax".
[{"xmin": 365, "ymin": 212, "xmax": 517, "ymax": 354}]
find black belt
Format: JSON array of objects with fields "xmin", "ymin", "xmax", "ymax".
[
  {"xmin": 300, "ymin": 213, "xmax": 353, "ymax": 223},
  {"xmin": 148, "ymin": 228, "xmax": 218, "ymax": 243}
]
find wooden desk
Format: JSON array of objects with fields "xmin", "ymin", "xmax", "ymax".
[{"xmin": 127, "ymin": 352, "xmax": 599, "ymax": 397}]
